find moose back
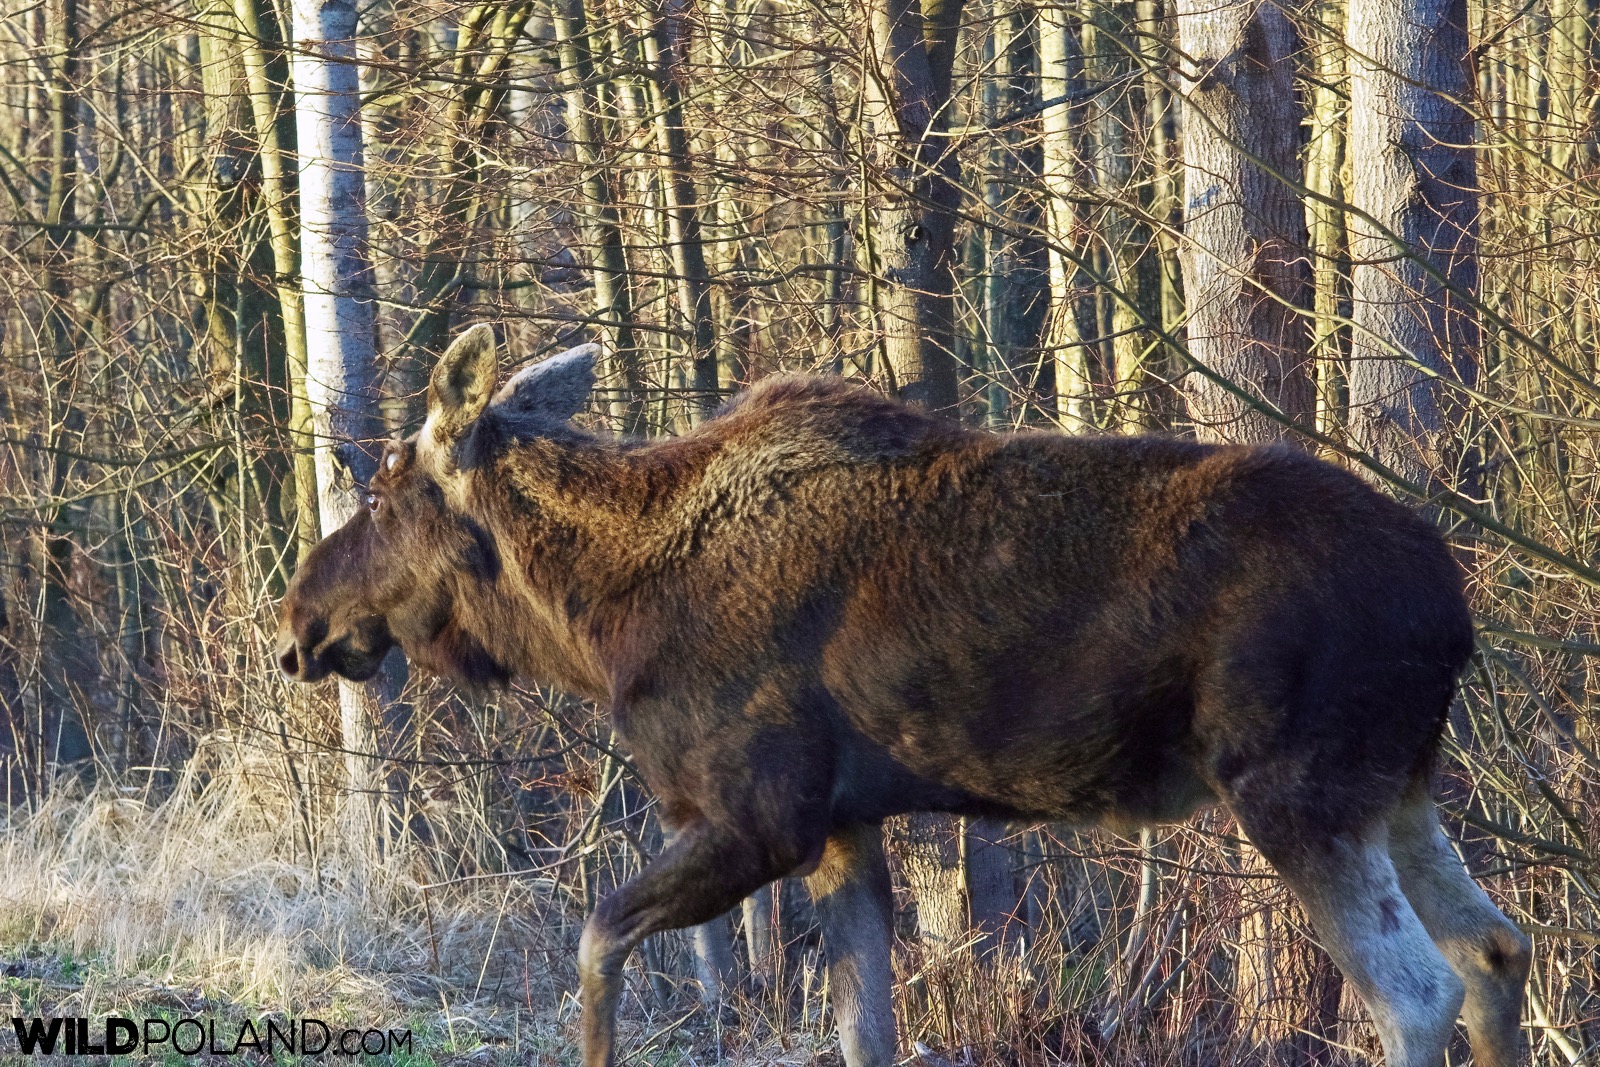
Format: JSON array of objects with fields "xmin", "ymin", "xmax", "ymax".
[{"xmin": 277, "ymin": 327, "xmax": 1529, "ymax": 1067}]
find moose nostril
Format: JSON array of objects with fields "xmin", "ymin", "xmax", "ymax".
[{"xmin": 278, "ymin": 643, "xmax": 300, "ymax": 678}]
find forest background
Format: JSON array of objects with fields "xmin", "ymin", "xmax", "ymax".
[{"xmin": 0, "ymin": 0, "xmax": 1597, "ymax": 1059}]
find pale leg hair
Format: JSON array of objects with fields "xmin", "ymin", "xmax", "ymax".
[
  {"xmin": 1388, "ymin": 786, "xmax": 1532, "ymax": 1067},
  {"xmin": 805, "ymin": 823, "xmax": 898, "ymax": 1067},
  {"xmin": 1248, "ymin": 822, "xmax": 1465, "ymax": 1067}
]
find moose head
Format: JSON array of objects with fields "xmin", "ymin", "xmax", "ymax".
[{"xmin": 275, "ymin": 325, "xmax": 600, "ymax": 689}]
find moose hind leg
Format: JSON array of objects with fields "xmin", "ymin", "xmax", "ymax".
[
  {"xmin": 804, "ymin": 823, "xmax": 897, "ymax": 1067},
  {"xmin": 1388, "ymin": 788, "xmax": 1531, "ymax": 1067},
  {"xmin": 1234, "ymin": 808, "xmax": 1464, "ymax": 1067},
  {"xmin": 579, "ymin": 822, "xmax": 784, "ymax": 1067}
]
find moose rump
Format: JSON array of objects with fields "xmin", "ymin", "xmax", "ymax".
[{"xmin": 277, "ymin": 326, "xmax": 1530, "ymax": 1067}]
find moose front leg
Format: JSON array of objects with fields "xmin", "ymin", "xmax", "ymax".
[
  {"xmin": 579, "ymin": 820, "xmax": 783, "ymax": 1067},
  {"xmin": 805, "ymin": 823, "xmax": 897, "ymax": 1067}
]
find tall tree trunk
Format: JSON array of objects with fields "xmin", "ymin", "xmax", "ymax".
[
  {"xmin": 981, "ymin": 4, "xmax": 1009, "ymax": 424},
  {"xmin": 1094, "ymin": 1, "xmax": 1161, "ymax": 432},
  {"xmin": 1306, "ymin": 6, "xmax": 1348, "ymax": 440},
  {"xmin": 290, "ymin": 0, "xmax": 404, "ymax": 863},
  {"xmin": 982, "ymin": 0, "xmax": 1051, "ymax": 424},
  {"xmin": 553, "ymin": 0, "xmax": 646, "ymax": 434},
  {"xmin": 861, "ymin": 0, "xmax": 967, "ymax": 412},
  {"xmin": 1345, "ymin": 0, "xmax": 1480, "ymax": 491},
  {"xmin": 231, "ymin": 0, "xmax": 317, "ymax": 556},
  {"xmin": 32, "ymin": 0, "xmax": 96, "ymax": 772},
  {"xmin": 1139, "ymin": 0, "xmax": 1183, "ymax": 407},
  {"xmin": 1175, "ymin": 0, "xmax": 1337, "ymax": 1055},
  {"xmin": 640, "ymin": 0, "xmax": 719, "ymax": 421},
  {"xmin": 1175, "ymin": 0, "xmax": 1316, "ymax": 442},
  {"xmin": 1040, "ymin": 1, "xmax": 1097, "ymax": 430},
  {"xmin": 194, "ymin": 2, "xmax": 293, "ymax": 590}
]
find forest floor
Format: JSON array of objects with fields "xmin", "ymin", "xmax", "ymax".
[
  {"xmin": 0, "ymin": 774, "xmax": 859, "ymax": 1066},
  {"xmin": 0, "ymin": 772, "xmax": 1382, "ymax": 1067}
]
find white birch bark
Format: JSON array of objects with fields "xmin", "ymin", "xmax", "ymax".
[
  {"xmin": 1039, "ymin": 3, "xmax": 1094, "ymax": 430},
  {"xmin": 290, "ymin": 0, "xmax": 390, "ymax": 863}
]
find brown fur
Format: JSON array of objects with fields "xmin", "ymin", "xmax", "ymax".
[{"xmin": 278, "ymin": 329, "xmax": 1529, "ymax": 1067}]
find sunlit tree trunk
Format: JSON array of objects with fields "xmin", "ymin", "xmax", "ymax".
[
  {"xmin": 893, "ymin": 813, "xmax": 1016, "ymax": 958},
  {"xmin": 1174, "ymin": 0, "xmax": 1316, "ymax": 442},
  {"xmin": 1094, "ymin": 2, "xmax": 1161, "ymax": 432},
  {"xmin": 640, "ymin": 0, "xmax": 719, "ymax": 420},
  {"xmin": 553, "ymin": 0, "xmax": 646, "ymax": 434},
  {"xmin": 1306, "ymin": 6, "xmax": 1349, "ymax": 440},
  {"xmin": 861, "ymin": 0, "xmax": 967, "ymax": 412},
  {"xmin": 231, "ymin": 0, "xmax": 317, "ymax": 555},
  {"xmin": 290, "ymin": 0, "xmax": 402, "ymax": 863},
  {"xmin": 1345, "ymin": 0, "xmax": 1480, "ymax": 491},
  {"xmin": 1139, "ymin": 0, "xmax": 1183, "ymax": 405},
  {"xmin": 1039, "ymin": 1, "xmax": 1096, "ymax": 429},
  {"xmin": 193, "ymin": 2, "xmax": 295, "ymax": 591}
]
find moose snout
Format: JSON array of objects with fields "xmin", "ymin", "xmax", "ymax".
[
  {"xmin": 276, "ymin": 634, "xmax": 306, "ymax": 680},
  {"xmin": 277, "ymin": 636, "xmax": 298, "ymax": 678},
  {"xmin": 276, "ymin": 631, "xmax": 331, "ymax": 682},
  {"xmin": 274, "ymin": 614, "xmax": 391, "ymax": 683},
  {"xmin": 275, "ymin": 612, "xmax": 333, "ymax": 683}
]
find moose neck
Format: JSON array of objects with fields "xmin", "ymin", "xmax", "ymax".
[{"xmin": 463, "ymin": 425, "xmax": 712, "ymax": 704}]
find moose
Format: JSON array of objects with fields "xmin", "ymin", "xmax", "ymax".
[{"xmin": 278, "ymin": 325, "xmax": 1530, "ymax": 1067}]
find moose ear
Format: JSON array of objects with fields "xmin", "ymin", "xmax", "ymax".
[
  {"xmin": 491, "ymin": 343, "xmax": 600, "ymax": 423},
  {"xmin": 427, "ymin": 325, "xmax": 499, "ymax": 444}
]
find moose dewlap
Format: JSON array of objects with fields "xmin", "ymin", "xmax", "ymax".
[{"xmin": 277, "ymin": 325, "xmax": 1530, "ymax": 1067}]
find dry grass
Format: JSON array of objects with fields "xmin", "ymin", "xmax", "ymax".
[
  {"xmin": 0, "ymin": 750, "xmax": 584, "ymax": 1064},
  {"xmin": 0, "ymin": 749, "xmax": 1432, "ymax": 1066}
]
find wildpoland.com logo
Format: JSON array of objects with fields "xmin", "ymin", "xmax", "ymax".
[{"xmin": 11, "ymin": 1016, "xmax": 414, "ymax": 1057}]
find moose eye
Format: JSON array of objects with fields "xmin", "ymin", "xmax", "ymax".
[{"xmin": 364, "ymin": 491, "xmax": 382, "ymax": 513}]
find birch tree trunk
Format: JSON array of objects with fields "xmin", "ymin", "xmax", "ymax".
[
  {"xmin": 1174, "ymin": 0, "xmax": 1316, "ymax": 442},
  {"xmin": 290, "ymin": 0, "xmax": 398, "ymax": 863},
  {"xmin": 231, "ymin": 0, "xmax": 317, "ymax": 555},
  {"xmin": 1345, "ymin": 0, "xmax": 1480, "ymax": 491},
  {"xmin": 1039, "ymin": 2, "xmax": 1096, "ymax": 430}
]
